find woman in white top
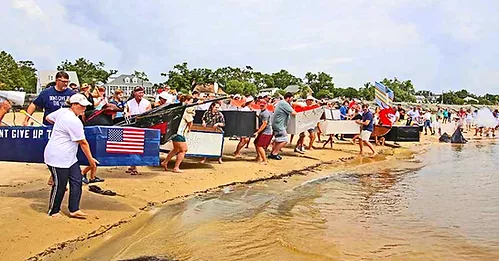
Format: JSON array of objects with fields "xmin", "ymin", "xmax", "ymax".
[
  {"xmin": 124, "ymin": 86, "xmax": 152, "ymax": 175},
  {"xmin": 44, "ymin": 93, "xmax": 98, "ymax": 218},
  {"xmin": 161, "ymin": 95, "xmax": 195, "ymax": 173}
]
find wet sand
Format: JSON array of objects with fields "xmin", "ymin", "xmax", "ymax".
[{"xmin": 0, "ymin": 112, "xmax": 450, "ymax": 260}]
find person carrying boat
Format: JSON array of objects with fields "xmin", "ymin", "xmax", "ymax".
[
  {"xmin": 161, "ymin": 95, "xmax": 195, "ymax": 172},
  {"xmin": 44, "ymin": 93, "xmax": 99, "ymax": 218},
  {"xmin": 23, "ymin": 71, "xmax": 75, "ymax": 126},
  {"xmin": 356, "ymin": 104, "xmax": 377, "ymax": 157},
  {"xmin": 124, "ymin": 86, "xmax": 152, "ymax": 175},
  {"xmin": 269, "ymin": 92, "xmax": 297, "ymax": 160}
]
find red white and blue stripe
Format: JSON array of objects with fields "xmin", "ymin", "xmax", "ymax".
[{"xmin": 374, "ymin": 81, "xmax": 394, "ymax": 108}]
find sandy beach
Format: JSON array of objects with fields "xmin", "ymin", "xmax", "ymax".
[{"xmin": 0, "ymin": 112, "xmax": 442, "ymax": 260}]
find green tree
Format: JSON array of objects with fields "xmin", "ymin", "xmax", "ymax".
[
  {"xmin": 379, "ymin": 78, "xmax": 416, "ymax": 102},
  {"xmin": 0, "ymin": 51, "xmax": 21, "ymax": 90},
  {"xmin": 304, "ymin": 72, "xmax": 334, "ymax": 94},
  {"xmin": 271, "ymin": 69, "xmax": 302, "ymax": 89},
  {"xmin": 455, "ymin": 89, "xmax": 471, "ymax": 99},
  {"xmin": 17, "ymin": 60, "xmax": 37, "ymax": 92},
  {"xmin": 335, "ymin": 87, "xmax": 359, "ymax": 99},
  {"xmin": 242, "ymin": 82, "xmax": 258, "ymax": 96},
  {"xmin": 415, "ymin": 90, "xmax": 433, "ymax": 97},
  {"xmin": 162, "ymin": 62, "xmax": 192, "ymax": 90},
  {"xmin": 358, "ymin": 82, "xmax": 374, "ymax": 101},
  {"xmin": 57, "ymin": 58, "xmax": 117, "ymax": 85},
  {"xmin": 315, "ymin": 89, "xmax": 332, "ymax": 99},
  {"xmin": 225, "ymin": 79, "xmax": 244, "ymax": 95},
  {"xmin": 0, "ymin": 51, "xmax": 37, "ymax": 92}
]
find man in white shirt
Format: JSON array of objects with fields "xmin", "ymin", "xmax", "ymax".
[
  {"xmin": 124, "ymin": 86, "xmax": 151, "ymax": 175},
  {"xmin": 125, "ymin": 86, "xmax": 152, "ymax": 116},
  {"xmin": 44, "ymin": 94, "xmax": 98, "ymax": 218}
]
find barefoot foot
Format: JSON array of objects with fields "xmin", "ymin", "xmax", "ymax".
[
  {"xmin": 50, "ymin": 213, "xmax": 63, "ymax": 218},
  {"xmin": 160, "ymin": 161, "xmax": 169, "ymax": 171},
  {"xmin": 172, "ymin": 168, "xmax": 184, "ymax": 173},
  {"xmin": 69, "ymin": 210, "xmax": 87, "ymax": 219}
]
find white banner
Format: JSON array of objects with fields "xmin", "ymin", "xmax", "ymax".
[
  {"xmin": 319, "ymin": 120, "xmax": 361, "ymax": 135},
  {"xmin": 287, "ymin": 107, "xmax": 324, "ymax": 134},
  {"xmin": 161, "ymin": 130, "xmax": 224, "ymax": 158}
]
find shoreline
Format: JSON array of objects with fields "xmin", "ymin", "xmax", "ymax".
[
  {"xmin": 0, "ymin": 112, "xmax": 480, "ymax": 260},
  {"xmin": 27, "ymin": 143, "xmax": 421, "ymax": 261}
]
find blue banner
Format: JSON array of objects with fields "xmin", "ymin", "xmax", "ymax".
[{"xmin": 0, "ymin": 126, "xmax": 160, "ymax": 166}]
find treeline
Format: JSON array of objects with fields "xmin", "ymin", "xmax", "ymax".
[{"xmin": 1, "ymin": 50, "xmax": 497, "ymax": 105}]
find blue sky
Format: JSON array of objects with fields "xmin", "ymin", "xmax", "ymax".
[{"xmin": 2, "ymin": 0, "xmax": 499, "ymax": 94}]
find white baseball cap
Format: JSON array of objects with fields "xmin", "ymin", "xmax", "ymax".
[
  {"xmin": 159, "ymin": 91, "xmax": 170, "ymax": 100},
  {"xmin": 69, "ymin": 93, "xmax": 92, "ymax": 106},
  {"xmin": 306, "ymin": 95, "xmax": 315, "ymax": 101}
]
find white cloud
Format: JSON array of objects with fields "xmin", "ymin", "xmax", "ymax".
[{"xmin": 11, "ymin": 0, "xmax": 44, "ymax": 18}]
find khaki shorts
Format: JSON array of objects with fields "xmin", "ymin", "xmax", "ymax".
[{"xmin": 360, "ymin": 130, "xmax": 372, "ymax": 141}]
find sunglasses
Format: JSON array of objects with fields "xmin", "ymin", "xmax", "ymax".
[{"xmin": 57, "ymin": 79, "xmax": 70, "ymax": 84}]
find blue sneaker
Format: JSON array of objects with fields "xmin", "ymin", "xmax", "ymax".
[{"xmin": 82, "ymin": 175, "xmax": 89, "ymax": 184}]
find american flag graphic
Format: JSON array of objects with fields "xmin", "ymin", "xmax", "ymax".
[{"xmin": 106, "ymin": 128, "xmax": 145, "ymax": 154}]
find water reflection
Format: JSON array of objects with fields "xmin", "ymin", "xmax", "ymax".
[{"xmin": 79, "ymin": 143, "xmax": 499, "ymax": 261}]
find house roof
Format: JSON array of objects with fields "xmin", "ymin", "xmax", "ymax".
[
  {"xmin": 105, "ymin": 74, "xmax": 153, "ymax": 87},
  {"xmin": 283, "ymin": 85, "xmax": 313, "ymax": 94},
  {"xmin": 193, "ymin": 83, "xmax": 226, "ymax": 94},
  {"xmin": 283, "ymin": 85, "xmax": 300, "ymax": 93}
]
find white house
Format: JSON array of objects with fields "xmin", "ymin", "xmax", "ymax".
[
  {"xmin": 37, "ymin": 70, "xmax": 80, "ymax": 93},
  {"xmin": 258, "ymin": 88, "xmax": 279, "ymax": 97},
  {"xmin": 415, "ymin": 95, "xmax": 426, "ymax": 104},
  {"xmin": 104, "ymin": 74, "xmax": 154, "ymax": 97}
]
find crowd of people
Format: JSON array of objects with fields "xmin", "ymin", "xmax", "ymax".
[{"xmin": 4, "ymin": 71, "xmax": 499, "ymax": 218}]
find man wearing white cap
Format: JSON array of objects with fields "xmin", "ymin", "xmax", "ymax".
[
  {"xmin": 154, "ymin": 91, "xmax": 174, "ymax": 107},
  {"xmin": 44, "ymin": 93, "xmax": 99, "ymax": 218}
]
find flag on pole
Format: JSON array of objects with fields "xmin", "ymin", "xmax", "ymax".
[{"xmin": 374, "ymin": 82, "xmax": 394, "ymax": 108}]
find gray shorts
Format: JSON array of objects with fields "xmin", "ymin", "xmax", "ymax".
[{"xmin": 273, "ymin": 129, "xmax": 289, "ymax": 143}]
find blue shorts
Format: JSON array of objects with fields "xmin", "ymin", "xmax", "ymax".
[{"xmin": 172, "ymin": 135, "xmax": 186, "ymax": 142}]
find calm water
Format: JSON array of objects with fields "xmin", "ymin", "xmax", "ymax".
[{"xmin": 80, "ymin": 142, "xmax": 499, "ymax": 261}]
